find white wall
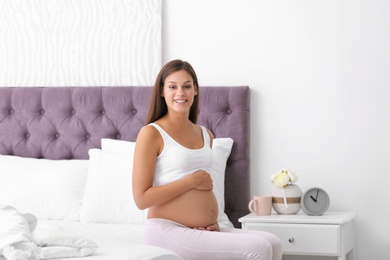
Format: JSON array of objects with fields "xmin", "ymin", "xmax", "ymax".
[{"xmin": 163, "ymin": 1, "xmax": 390, "ymax": 259}]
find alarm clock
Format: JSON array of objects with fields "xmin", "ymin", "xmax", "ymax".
[{"xmin": 301, "ymin": 187, "xmax": 330, "ymax": 215}]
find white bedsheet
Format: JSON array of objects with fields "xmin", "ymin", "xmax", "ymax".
[
  {"xmin": 0, "ymin": 205, "xmax": 99, "ymax": 260},
  {"xmin": 39, "ymin": 220, "xmax": 183, "ymax": 260}
]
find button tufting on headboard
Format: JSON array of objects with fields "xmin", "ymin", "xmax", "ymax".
[{"xmin": 0, "ymin": 86, "xmax": 250, "ymax": 227}]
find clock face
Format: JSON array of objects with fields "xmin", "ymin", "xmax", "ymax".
[{"xmin": 301, "ymin": 187, "xmax": 330, "ymax": 215}]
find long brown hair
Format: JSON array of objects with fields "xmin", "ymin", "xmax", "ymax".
[{"xmin": 145, "ymin": 59, "xmax": 200, "ymax": 125}]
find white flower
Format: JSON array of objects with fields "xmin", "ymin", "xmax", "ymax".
[
  {"xmin": 288, "ymin": 171, "xmax": 299, "ymax": 183},
  {"xmin": 273, "ymin": 170, "xmax": 290, "ymax": 188},
  {"xmin": 271, "ymin": 168, "xmax": 298, "ymax": 188}
]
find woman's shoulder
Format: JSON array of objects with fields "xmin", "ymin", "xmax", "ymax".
[
  {"xmin": 200, "ymin": 125, "xmax": 213, "ymax": 137},
  {"xmin": 137, "ymin": 124, "xmax": 161, "ymax": 141}
]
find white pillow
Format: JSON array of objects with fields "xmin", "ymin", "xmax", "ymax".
[
  {"xmin": 80, "ymin": 140, "xmax": 147, "ymax": 224},
  {"xmin": 80, "ymin": 138, "xmax": 234, "ymax": 227},
  {"xmin": 0, "ymin": 155, "xmax": 89, "ymax": 220},
  {"xmin": 211, "ymin": 138, "xmax": 234, "ymax": 228},
  {"xmin": 101, "ymin": 138, "xmax": 134, "ymax": 153}
]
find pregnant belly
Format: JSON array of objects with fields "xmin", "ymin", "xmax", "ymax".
[{"xmin": 148, "ymin": 189, "xmax": 219, "ymax": 228}]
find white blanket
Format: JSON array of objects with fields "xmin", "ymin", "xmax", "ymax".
[{"xmin": 0, "ymin": 205, "xmax": 97, "ymax": 260}]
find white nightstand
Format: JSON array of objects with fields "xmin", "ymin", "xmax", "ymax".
[{"xmin": 239, "ymin": 211, "xmax": 357, "ymax": 260}]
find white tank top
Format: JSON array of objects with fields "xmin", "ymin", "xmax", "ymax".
[{"xmin": 149, "ymin": 123, "xmax": 213, "ymax": 186}]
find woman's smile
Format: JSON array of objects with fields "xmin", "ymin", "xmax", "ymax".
[{"xmin": 174, "ymin": 99, "xmax": 187, "ymax": 103}]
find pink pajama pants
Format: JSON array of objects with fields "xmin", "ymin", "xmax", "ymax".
[{"xmin": 142, "ymin": 218, "xmax": 283, "ymax": 260}]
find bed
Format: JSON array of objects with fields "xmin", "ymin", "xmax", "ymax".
[{"xmin": 0, "ymin": 86, "xmax": 250, "ymax": 259}]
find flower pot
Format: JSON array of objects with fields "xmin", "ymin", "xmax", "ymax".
[{"xmin": 272, "ymin": 184, "xmax": 302, "ymax": 214}]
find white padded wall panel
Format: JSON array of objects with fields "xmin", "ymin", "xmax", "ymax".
[{"xmin": 0, "ymin": 0, "xmax": 161, "ymax": 86}]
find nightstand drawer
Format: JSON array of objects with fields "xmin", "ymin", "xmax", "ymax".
[{"xmin": 244, "ymin": 223, "xmax": 340, "ymax": 255}]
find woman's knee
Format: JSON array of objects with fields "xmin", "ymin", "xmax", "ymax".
[
  {"xmin": 243, "ymin": 237, "xmax": 273, "ymax": 260},
  {"xmin": 266, "ymin": 233, "xmax": 283, "ymax": 259}
]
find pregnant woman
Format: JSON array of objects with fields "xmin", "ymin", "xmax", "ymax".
[{"xmin": 132, "ymin": 59, "xmax": 282, "ymax": 260}]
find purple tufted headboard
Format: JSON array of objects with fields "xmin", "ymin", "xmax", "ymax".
[{"xmin": 0, "ymin": 86, "xmax": 250, "ymax": 227}]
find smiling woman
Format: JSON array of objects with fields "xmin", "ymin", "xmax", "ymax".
[
  {"xmin": 162, "ymin": 70, "xmax": 198, "ymax": 117},
  {"xmin": 132, "ymin": 59, "xmax": 283, "ymax": 260},
  {"xmin": 133, "ymin": 61, "xmax": 217, "ymax": 228}
]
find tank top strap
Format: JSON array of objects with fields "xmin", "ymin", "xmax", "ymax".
[
  {"xmin": 200, "ymin": 125, "xmax": 211, "ymax": 146},
  {"xmin": 148, "ymin": 123, "xmax": 164, "ymax": 134},
  {"xmin": 149, "ymin": 123, "xmax": 210, "ymax": 147},
  {"xmin": 148, "ymin": 123, "xmax": 171, "ymax": 142}
]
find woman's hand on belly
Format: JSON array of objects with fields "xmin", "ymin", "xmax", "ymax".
[
  {"xmin": 191, "ymin": 170, "xmax": 213, "ymax": 191},
  {"xmin": 193, "ymin": 222, "xmax": 220, "ymax": 232}
]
